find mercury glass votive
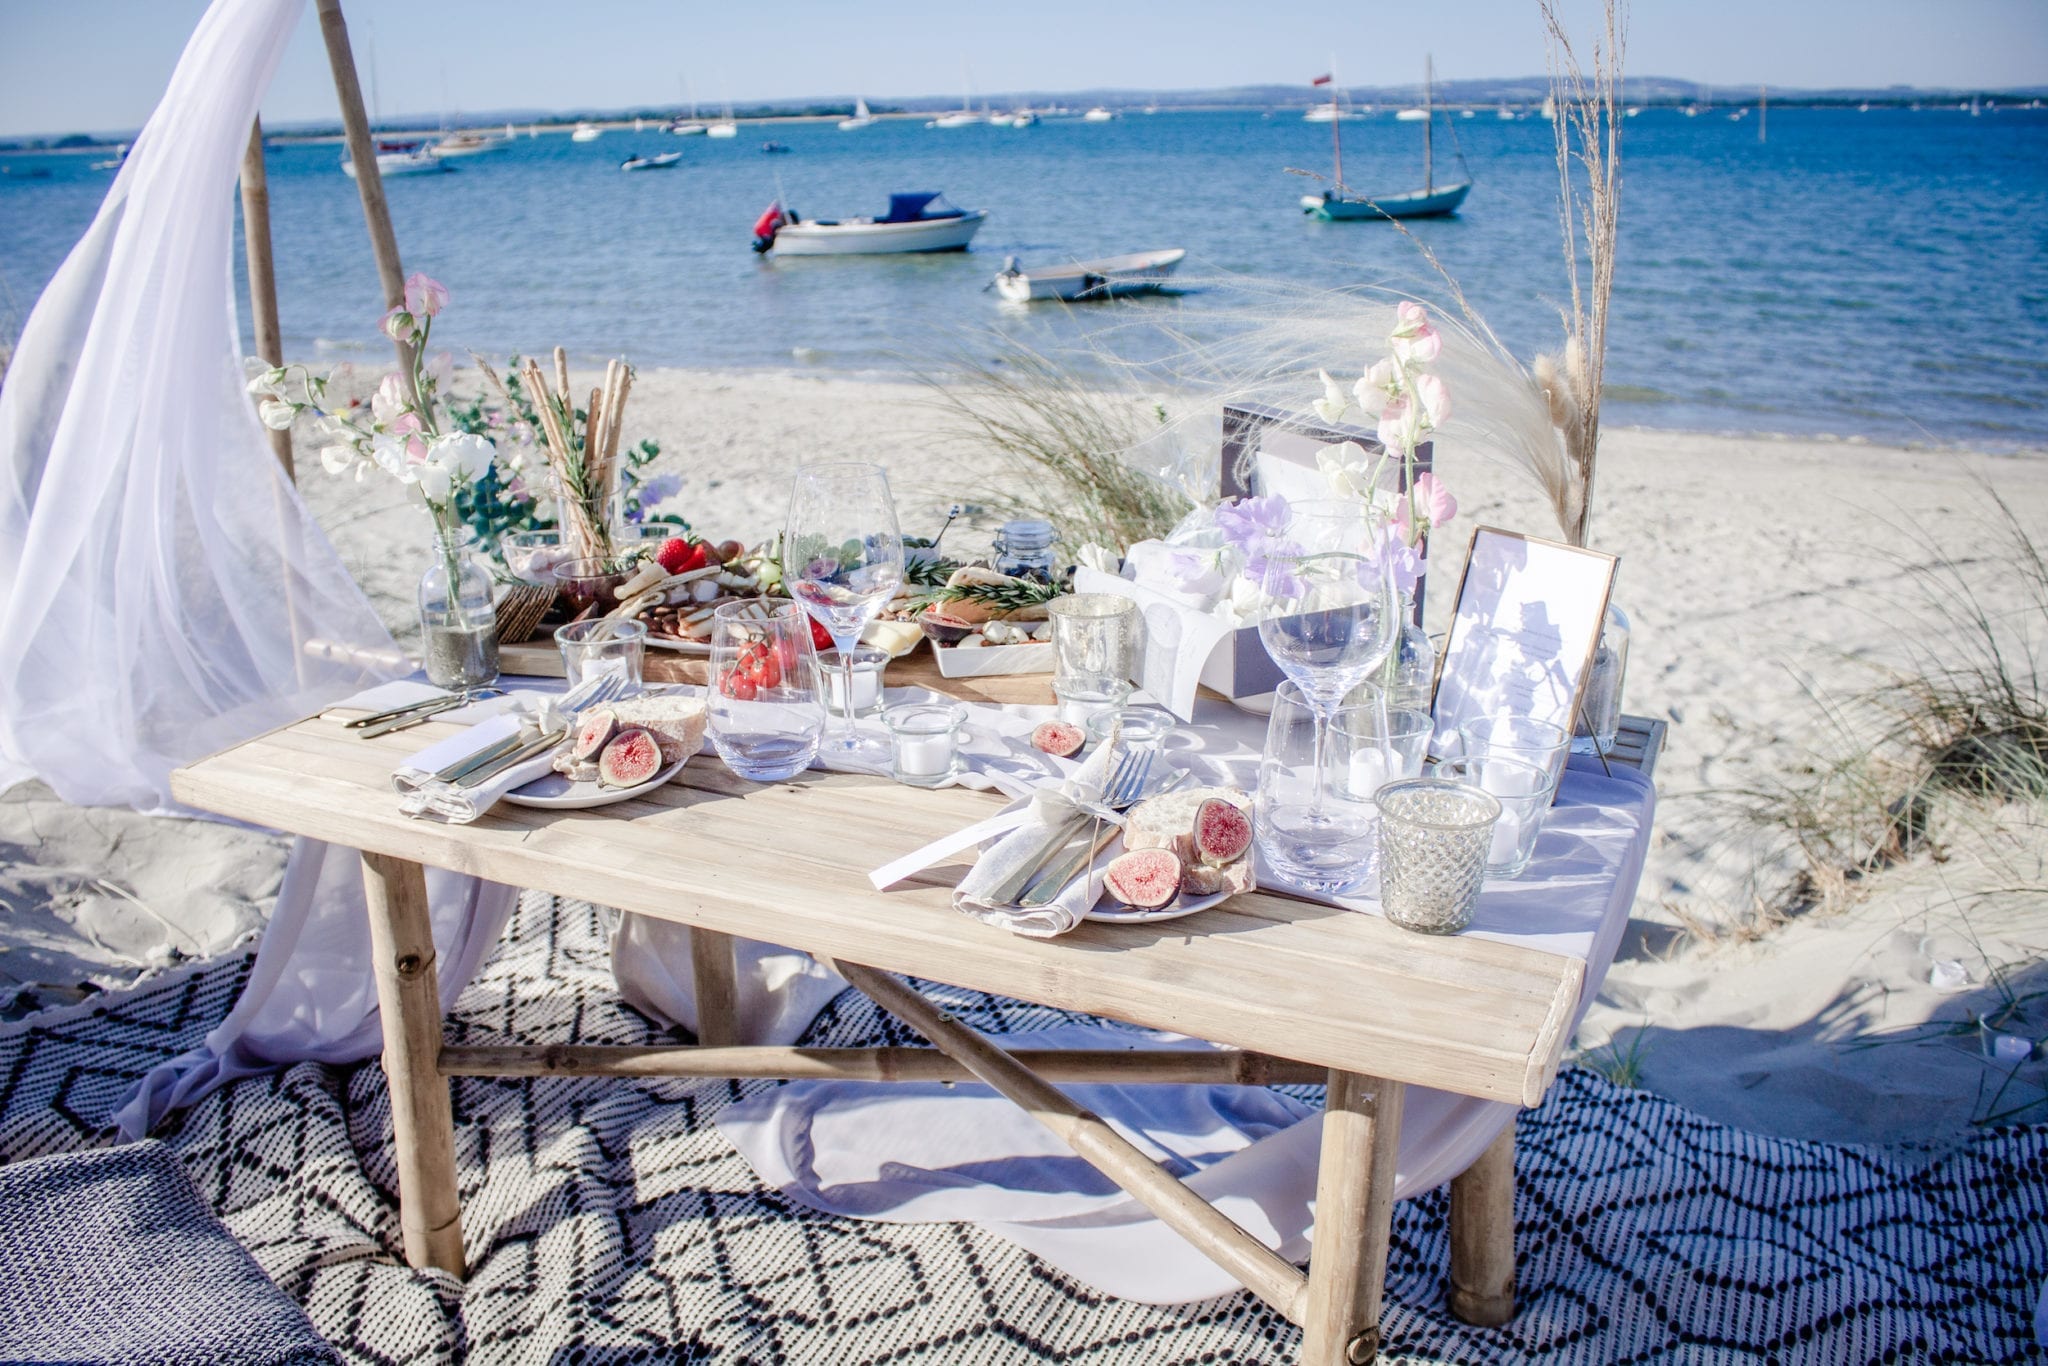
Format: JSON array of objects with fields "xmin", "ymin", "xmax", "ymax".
[{"xmin": 1373, "ymin": 778, "xmax": 1501, "ymax": 935}]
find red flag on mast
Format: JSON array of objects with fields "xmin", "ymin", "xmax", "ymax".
[{"xmin": 1311, "ymin": 73, "xmax": 1332, "ymax": 86}]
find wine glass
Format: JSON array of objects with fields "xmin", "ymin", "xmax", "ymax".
[
  {"xmin": 784, "ymin": 462, "xmax": 906, "ymax": 764},
  {"xmin": 1256, "ymin": 500, "xmax": 1399, "ymax": 812}
]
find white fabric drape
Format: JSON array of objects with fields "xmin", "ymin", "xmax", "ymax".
[{"xmin": 0, "ymin": 0, "xmax": 395, "ymax": 811}]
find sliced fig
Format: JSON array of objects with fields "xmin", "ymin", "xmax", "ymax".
[
  {"xmin": 919, "ymin": 609, "xmax": 978, "ymax": 646},
  {"xmin": 597, "ymin": 727, "xmax": 662, "ymax": 788},
  {"xmin": 1193, "ymin": 797, "xmax": 1253, "ymax": 866},
  {"xmin": 1104, "ymin": 848, "xmax": 1183, "ymax": 910},
  {"xmin": 1031, "ymin": 720, "xmax": 1085, "ymax": 758},
  {"xmin": 572, "ymin": 707, "xmax": 619, "ymax": 762}
]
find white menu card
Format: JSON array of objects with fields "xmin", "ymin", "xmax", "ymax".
[{"xmin": 1430, "ymin": 527, "xmax": 1617, "ymax": 753}]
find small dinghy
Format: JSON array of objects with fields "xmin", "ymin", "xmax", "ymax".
[
  {"xmin": 993, "ymin": 248, "xmax": 1186, "ymax": 303},
  {"xmin": 621, "ymin": 151, "xmax": 683, "ymax": 171}
]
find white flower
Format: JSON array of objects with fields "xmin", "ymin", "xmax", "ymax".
[
  {"xmin": 1352, "ymin": 358, "xmax": 1401, "ymax": 417},
  {"xmin": 370, "ymin": 373, "xmax": 410, "ymax": 425},
  {"xmin": 246, "ymin": 367, "xmax": 287, "ymax": 397},
  {"xmin": 1311, "ymin": 369, "xmax": 1349, "ymax": 425},
  {"xmin": 414, "ymin": 461, "xmax": 455, "ymax": 506},
  {"xmin": 1413, "ymin": 372, "xmax": 1452, "ymax": 428},
  {"xmin": 319, "ymin": 444, "xmax": 359, "ymax": 476},
  {"xmin": 258, "ymin": 398, "xmax": 297, "ymax": 430},
  {"xmin": 1075, "ymin": 542, "xmax": 1122, "ymax": 574},
  {"xmin": 1315, "ymin": 440, "xmax": 1378, "ymax": 501},
  {"xmin": 431, "ymin": 431, "xmax": 495, "ymax": 485}
]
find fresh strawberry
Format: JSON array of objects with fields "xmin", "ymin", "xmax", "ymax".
[{"xmin": 655, "ymin": 537, "xmax": 694, "ymax": 575}]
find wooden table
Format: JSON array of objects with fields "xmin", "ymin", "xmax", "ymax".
[{"xmin": 170, "ymin": 705, "xmax": 1661, "ymax": 1365}]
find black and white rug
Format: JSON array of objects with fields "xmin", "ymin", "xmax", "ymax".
[{"xmin": 1, "ymin": 892, "xmax": 2042, "ymax": 1364}]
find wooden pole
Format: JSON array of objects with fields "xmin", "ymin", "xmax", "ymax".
[
  {"xmin": 360, "ymin": 851, "xmax": 466, "ymax": 1277},
  {"xmin": 436, "ymin": 1042, "xmax": 1326, "ymax": 1086},
  {"xmin": 313, "ymin": 0, "xmax": 416, "ymax": 391},
  {"xmin": 1298, "ymin": 1070, "xmax": 1407, "ymax": 1365},
  {"xmin": 237, "ymin": 118, "xmax": 293, "ymax": 481},
  {"xmin": 829, "ymin": 958, "xmax": 1311, "ymax": 1321},
  {"xmin": 689, "ymin": 927, "xmax": 741, "ymax": 1048},
  {"xmin": 1446, "ymin": 1118, "xmax": 1517, "ymax": 1326}
]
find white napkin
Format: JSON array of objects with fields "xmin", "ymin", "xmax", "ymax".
[
  {"xmin": 391, "ymin": 704, "xmax": 566, "ymax": 824},
  {"xmin": 949, "ymin": 741, "xmax": 1126, "ymax": 938},
  {"xmin": 325, "ymin": 679, "xmax": 533, "ymax": 726}
]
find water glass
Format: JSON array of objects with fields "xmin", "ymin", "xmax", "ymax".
[
  {"xmin": 707, "ymin": 600, "xmax": 824, "ymax": 781},
  {"xmin": 1338, "ymin": 700, "xmax": 1434, "ymax": 798},
  {"xmin": 1434, "ymin": 755, "xmax": 1555, "ymax": 879},
  {"xmin": 1254, "ymin": 683, "xmax": 1380, "ymax": 895},
  {"xmin": 883, "ymin": 702, "xmax": 968, "ymax": 787},
  {"xmin": 554, "ymin": 618, "xmax": 646, "ymax": 689},
  {"xmin": 1374, "ymin": 779, "xmax": 1502, "ymax": 935},
  {"xmin": 1085, "ymin": 705, "xmax": 1176, "ymax": 752},
  {"xmin": 1047, "ymin": 594, "xmax": 1138, "ymax": 693},
  {"xmin": 1457, "ymin": 715, "xmax": 1572, "ymax": 784}
]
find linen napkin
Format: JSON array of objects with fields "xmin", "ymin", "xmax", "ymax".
[
  {"xmin": 325, "ymin": 679, "xmax": 531, "ymax": 726},
  {"xmin": 947, "ymin": 740, "xmax": 1126, "ymax": 938},
  {"xmin": 810, "ymin": 688, "xmax": 1063, "ymax": 801},
  {"xmin": 391, "ymin": 704, "xmax": 566, "ymax": 824}
]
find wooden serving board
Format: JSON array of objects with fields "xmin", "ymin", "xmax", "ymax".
[{"xmin": 498, "ymin": 638, "xmax": 1058, "ymax": 707}]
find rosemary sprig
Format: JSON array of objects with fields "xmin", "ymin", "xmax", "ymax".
[{"xmin": 924, "ymin": 577, "xmax": 1063, "ymax": 614}]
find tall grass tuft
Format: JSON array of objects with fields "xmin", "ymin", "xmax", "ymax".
[{"xmin": 914, "ymin": 338, "xmax": 1189, "ymax": 552}]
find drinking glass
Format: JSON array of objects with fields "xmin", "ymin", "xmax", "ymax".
[
  {"xmin": 554, "ymin": 618, "xmax": 646, "ymax": 689},
  {"xmin": 552, "ymin": 556, "xmax": 632, "ymax": 615},
  {"xmin": 1047, "ymin": 594, "xmax": 1138, "ymax": 725},
  {"xmin": 1257, "ymin": 501, "xmax": 1399, "ymax": 812},
  {"xmin": 1084, "ymin": 705, "xmax": 1175, "ymax": 752},
  {"xmin": 1374, "ymin": 779, "xmax": 1501, "ymax": 934},
  {"xmin": 1435, "ymin": 755, "xmax": 1555, "ymax": 879},
  {"xmin": 1254, "ymin": 683, "xmax": 1381, "ymax": 895},
  {"xmin": 785, "ymin": 463, "xmax": 906, "ymax": 765},
  {"xmin": 707, "ymin": 600, "xmax": 824, "ymax": 781},
  {"xmin": 1457, "ymin": 715, "xmax": 1572, "ymax": 786},
  {"xmin": 883, "ymin": 702, "xmax": 968, "ymax": 787}
]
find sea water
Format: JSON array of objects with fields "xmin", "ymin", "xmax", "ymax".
[{"xmin": 3, "ymin": 107, "xmax": 2043, "ymax": 447}]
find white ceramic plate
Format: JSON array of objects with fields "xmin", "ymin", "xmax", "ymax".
[
  {"xmin": 504, "ymin": 756, "xmax": 688, "ymax": 810},
  {"xmin": 1085, "ymin": 887, "xmax": 1230, "ymax": 924}
]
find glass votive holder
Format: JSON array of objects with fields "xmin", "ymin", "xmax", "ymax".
[
  {"xmin": 1046, "ymin": 593, "xmax": 1138, "ymax": 695},
  {"xmin": 1373, "ymin": 778, "xmax": 1502, "ymax": 935},
  {"xmin": 818, "ymin": 647, "xmax": 887, "ymax": 717},
  {"xmin": 1456, "ymin": 715, "xmax": 1572, "ymax": 783},
  {"xmin": 1085, "ymin": 705, "xmax": 1175, "ymax": 751},
  {"xmin": 1337, "ymin": 702, "xmax": 1434, "ymax": 798},
  {"xmin": 883, "ymin": 701, "xmax": 968, "ymax": 788},
  {"xmin": 502, "ymin": 529, "xmax": 568, "ymax": 586},
  {"xmin": 554, "ymin": 618, "xmax": 647, "ymax": 689},
  {"xmin": 1054, "ymin": 679, "xmax": 1134, "ymax": 730},
  {"xmin": 1434, "ymin": 755, "xmax": 1555, "ymax": 879}
]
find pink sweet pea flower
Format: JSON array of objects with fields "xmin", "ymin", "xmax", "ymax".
[
  {"xmin": 1413, "ymin": 471, "xmax": 1457, "ymax": 526},
  {"xmin": 381, "ymin": 306, "xmax": 416, "ymax": 343},
  {"xmin": 1390, "ymin": 301, "xmax": 1442, "ymax": 364},
  {"xmin": 1352, "ymin": 358, "xmax": 1400, "ymax": 416},
  {"xmin": 370, "ymin": 372, "xmax": 409, "ymax": 424},
  {"xmin": 1413, "ymin": 371, "xmax": 1452, "ymax": 427},
  {"xmin": 404, "ymin": 273, "xmax": 450, "ymax": 317},
  {"xmin": 1375, "ymin": 396, "xmax": 1413, "ymax": 454}
]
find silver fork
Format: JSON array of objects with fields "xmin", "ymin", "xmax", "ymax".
[
  {"xmin": 980, "ymin": 749, "xmax": 1146, "ymax": 905},
  {"xmin": 1017, "ymin": 756, "xmax": 1179, "ymax": 908}
]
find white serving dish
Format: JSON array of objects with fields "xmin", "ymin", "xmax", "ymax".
[{"xmin": 931, "ymin": 639, "xmax": 1055, "ymax": 678}]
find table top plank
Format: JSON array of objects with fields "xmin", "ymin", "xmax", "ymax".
[{"xmin": 172, "ymin": 711, "xmax": 1608, "ymax": 1107}]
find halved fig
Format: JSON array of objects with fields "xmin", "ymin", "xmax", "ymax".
[
  {"xmin": 572, "ymin": 707, "xmax": 619, "ymax": 762},
  {"xmin": 596, "ymin": 727, "xmax": 662, "ymax": 787}
]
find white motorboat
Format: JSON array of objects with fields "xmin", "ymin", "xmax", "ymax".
[
  {"xmin": 1010, "ymin": 109, "xmax": 1039, "ymax": 127},
  {"xmin": 669, "ymin": 120, "xmax": 708, "ymax": 136},
  {"xmin": 342, "ymin": 141, "xmax": 448, "ymax": 179},
  {"xmin": 1395, "ymin": 108, "xmax": 1428, "ymax": 122},
  {"xmin": 708, "ymin": 100, "xmax": 738, "ymax": 137},
  {"xmin": 1083, "ymin": 106, "xmax": 1117, "ymax": 122},
  {"xmin": 429, "ymin": 132, "xmax": 507, "ymax": 158},
  {"xmin": 988, "ymin": 113, "xmax": 1016, "ymax": 128},
  {"xmin": 1304, "ymin": 104, "xmax": 1364, "ymax": 122},
  {"xmin": 993, "ymin": 248, "xmax": 1186, "ymax": 303},
  {"xmin": 621, "ymin": 151, "xmax": 683, "ymax": 171},
  {"xmin": 752, "ymin": 192, "xmax": 987, "ymax": 256},
  {"xmin": 839, "ymin": 98, "xmax": 873, "ymax": 131},
  {"xmin": 928, "ymin": 110, "xmax": 984, "ymax": 128},
  {"xmin": 571, "ymin": 122, "xmax": 603, "ymax": 142}
]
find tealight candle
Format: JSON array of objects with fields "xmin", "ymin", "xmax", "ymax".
[
  {"xmin": 819, "ymin": 647, "xmax": 886, "ymax": 714},
  {"xmin": 883, "ymin": 702, "xmax": 966, "ymax": 789}
]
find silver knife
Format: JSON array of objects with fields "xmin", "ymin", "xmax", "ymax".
[
  {"xmin": 453, "ymin": 729, "xmax": 566, "ymax": 789},
  {"xmin": 357, "ymin": 695, "xmax": 471, "ymax": 739}
]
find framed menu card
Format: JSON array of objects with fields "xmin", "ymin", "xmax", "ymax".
[{"xmin": 1430, "ymin": 527, "xmax": 1617, "ymax": 752}]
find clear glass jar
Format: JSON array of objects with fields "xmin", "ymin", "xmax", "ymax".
[
  {"xmin": 991, "ymin": 519, "xmax": 1059, "ymax": 581},
  {"xmin": 1574, "ymin": 601, "xmax": 1631, "ymax": 754},
  {"xmin": 419, "ymin": 519, "xmax": 502, "ymax": 690},
  {"xmin": 1348, "ymin": 592, "xmax": 1437, "ymax": 714}
]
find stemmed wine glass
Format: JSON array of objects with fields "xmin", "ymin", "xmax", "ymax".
[
  {"xmin": 1256, "ymin": 500, "xmax": 1400, "ymax": 814},
  {"xmin": 784, "ymin": 462, "xmax": 906, "ymax": 764}
]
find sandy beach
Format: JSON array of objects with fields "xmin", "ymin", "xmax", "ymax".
[{"xmin": 6, "ymin": 365, "xmax": 2043, "ymax": 1149}]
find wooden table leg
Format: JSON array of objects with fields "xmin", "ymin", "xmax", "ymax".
[
  {"xmin": 1300, "ymin": 1071, "xmax": 1406, "ymax": 1365},
  {"xmin": 360, "ymin": 851, "xmax": 466, "ymax": 1277},
  {"xmin": 1446, "ymin": 1117, "xmax": 1517, "ymax": 1326},
  {"xmin": 689, "ymin": 926, "xmax": 740, "ymax": 1048}
]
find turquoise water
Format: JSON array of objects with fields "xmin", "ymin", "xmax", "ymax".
[{"xmin": 3, "ymin": 106, "xmax": 2044, "ymax": 447}]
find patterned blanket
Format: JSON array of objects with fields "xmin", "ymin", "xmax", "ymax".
[{"xmin": 2, "ymin": 892, "xmax": 2041, "ymax": 1364}]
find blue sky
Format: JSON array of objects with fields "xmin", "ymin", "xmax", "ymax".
[{"xmin": 2, "ymin": 0, "xmax": 2044, "ymax": 138}]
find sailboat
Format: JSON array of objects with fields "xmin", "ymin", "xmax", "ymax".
[
  {"xmin": 1304, "ymin": 66, "xmax": 1363, "ymax": 121},
  {"xmin": 839, "ymin": 97, "xmax": 874, "ymax": 131},
  {"xmin": 1300, "ymin": 56, "xmax": 1471, "ymax": 221},
  {"xmin": 707, "ymin": 99, "xmax": 739, "ymax": 138},
  {"xmin": 929, "ymin": 69, "xmax": 986, "ymax": 127}
]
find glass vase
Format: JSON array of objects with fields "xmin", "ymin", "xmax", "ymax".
[
  {"xmin": 1349, "ymin": 592, "xmax": 1438, "ymax": 715},
  {"xmin": 1574, "ymin": 601, "xmax": 1631, "ymax": 755},
  {"xmin": 419, "ymin": 518, "xmax": 502, "ymax": 690}
]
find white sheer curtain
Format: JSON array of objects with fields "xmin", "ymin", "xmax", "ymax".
[{"xmin": 0, "ymin": 0, "xmax": 395, "ymax": 810}]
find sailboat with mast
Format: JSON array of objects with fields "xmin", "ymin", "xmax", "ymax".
[
  {"xmin": 839, "ymin": 97, "xmax": 874, "ymax": 131},
  {"xmin": 1300, "ymin": 55, "xmax": 1471, "ymax": 221}
]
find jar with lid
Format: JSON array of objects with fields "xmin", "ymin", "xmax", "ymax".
[{"xmin": 991, "ymin": 519, "xmax": 1060, "ymax": 582}]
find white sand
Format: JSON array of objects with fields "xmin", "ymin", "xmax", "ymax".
[{"xmin": 6, "ymin": 367, "xmax": 2044, "ymax": 1145}]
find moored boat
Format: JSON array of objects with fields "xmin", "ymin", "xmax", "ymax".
[
  {"xmin": 1299, "ymin": 56, "xmax": 1471, "ymax": 221},
  {"xmin": 430, "ymin": 132, "xmax": 507, "ymax": 158},
  {"xmin": 993, "ymin": 248, "xmax": 1186, "ymax": 302},
  {"xmin": 571, "ymin": 122, "xmax": 602, "ymax": 142},
  {"xmin": 752, "ymin": 192, "xmax": 987, "ymax": 256},
  {"xmin": 342, "ymin": 141, "xmax": 448, "ymax": 179},
  {"xmin": 620, "ymin": 151, "xmax": 683, "ymax": 171},
  {"xmin": 839, "ymin": 98, "xmax": 874, "ymax": 131},
  {"xmin": 1083, "ymin": 106, "xmax": 1117, "ymax": 122}
]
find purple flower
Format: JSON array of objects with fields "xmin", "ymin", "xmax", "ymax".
[
  {"xmin": 1246, "ymin": 537, "xmax": 1306, "ymax": 598},
  {"xmin": 1360, "ymin": 523, "xmax": 1425, "ymax": 594},
  {"xmin": 1213, "ymin": 494, "xmax": 1292, "ymax": 552}
]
